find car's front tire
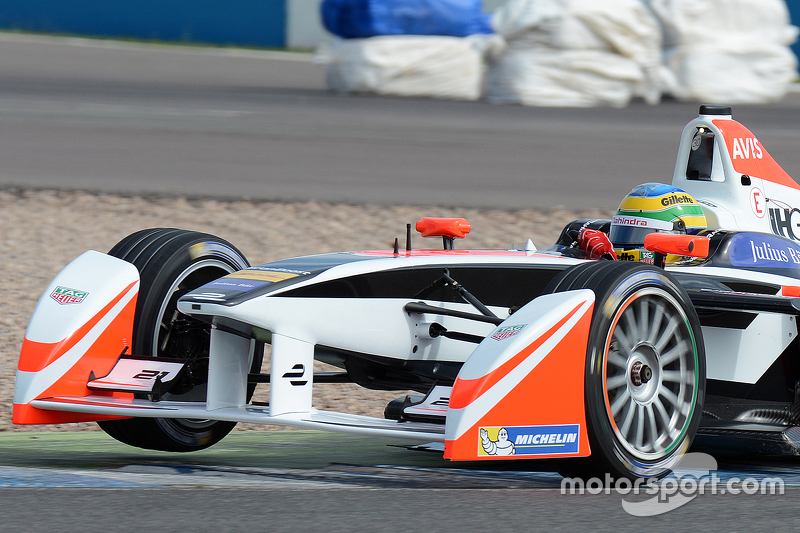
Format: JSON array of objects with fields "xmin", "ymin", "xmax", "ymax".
[
  {"xmin": 98, "ymin": 228, "xmax": 261, "ymax": 452},
  {"xmin": 546, "ymin": 261, "xmax": 705, "ymax": 480}
]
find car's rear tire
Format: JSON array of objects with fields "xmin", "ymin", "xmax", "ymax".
[
  {"xmin": 546, "ymin": 261, "xmax": 705, "ymax": 480},
  {"xmin": 98, "ymin": 228, "xmax": 261, "ymax": 452}
]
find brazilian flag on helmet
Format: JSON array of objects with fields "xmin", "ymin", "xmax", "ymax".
[{"xmin": 609, "ymin": 183, "xmax": 707, "ymax": 248}]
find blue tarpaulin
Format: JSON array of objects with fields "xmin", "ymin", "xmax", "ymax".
[{"xmin": 321, "ymin": 0, "xmax": 492, "ymax": 39}]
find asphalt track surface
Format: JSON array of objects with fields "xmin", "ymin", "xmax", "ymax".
[
  {"xmin": 5, "ymin": 34, "xmax": 800, "ymax": 531},
  {"xmin": 2, "ymin": 432, "xmax": 800, "ymax": 533},
  {"xmin": 2, "ymin": 32, "xmax": 800, "ymax": 211}
]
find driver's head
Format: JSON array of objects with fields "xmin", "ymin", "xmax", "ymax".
[{"xmin": 609, "ymin": 183, "xmax": 706, "ymax": 254}]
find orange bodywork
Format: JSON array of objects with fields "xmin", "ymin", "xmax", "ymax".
[
  {"xmin": 12, "ymin": 282, "xmax": 138, "ymax": 425},
  {"xmin": 444, "ymin": 302, "xmax": 593, "ymax": 461},
  {"xmin": 644, "ymin": 233, "xmax": 710, "ymax": 258},
  {"xmin": 714, "ymin": 119, "xmax": 799, "ymax": 190}
]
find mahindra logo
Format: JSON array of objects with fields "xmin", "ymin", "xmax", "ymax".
[{"xmin": 612, "ymin": 216, "xmax": 649, "ymax": 227}]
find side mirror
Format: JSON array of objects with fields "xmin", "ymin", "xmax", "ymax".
[
  {"xmin": 644, "ymin": 233, "xmax": 710, "ymax": 258},
  {"xmin": 416, "ymin": 217, "xmax": 471, "ymax": 239},
  {"xmin": 415, "ymin": 217, "xmax": 472, "ymax": 250}
]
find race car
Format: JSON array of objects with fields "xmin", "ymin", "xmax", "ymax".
[{"xmin": 13, "ymin": 105, "xmax": 800, "ymax": 480}]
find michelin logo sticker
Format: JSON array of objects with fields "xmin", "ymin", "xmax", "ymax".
[
  {"xmin": 479, "ymin": 424, "xmax": 580, "ymax": 456},
  {"xmin": 480, "ymin": 427, "xmax": 515, "ymax": 456}
]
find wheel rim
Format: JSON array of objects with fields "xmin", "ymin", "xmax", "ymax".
[
  {"xmin": 602, "ymin": 287, "xmax": 699, "ymax": 461},
  {"xmin": 152, "ymin": 258, "xmax": 237, "ymax": 362},
  {"xmin": 151, "ymin": 258, "xmax": 240, "ymax": 427}
]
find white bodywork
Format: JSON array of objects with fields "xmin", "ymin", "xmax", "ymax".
[
  {"xmin": 673, "ymin": 109, "xmax": 800, "ymax": 237},
  {"xmin": 668, "ymin": 108, "xmax": 800, "ymax": 386},
  {"xmin": 14, "ymin": 251, "xmax": 139, "ymax": 406}
]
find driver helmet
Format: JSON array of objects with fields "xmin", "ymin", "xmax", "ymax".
[{"xmin": 609, "ymin": 183, "xmax": 706, "ymax": 261}]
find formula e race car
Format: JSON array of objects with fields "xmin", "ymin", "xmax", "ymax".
[{"xmin": 13, "ymin": 105, "xmax": 800, "ymax": 480}]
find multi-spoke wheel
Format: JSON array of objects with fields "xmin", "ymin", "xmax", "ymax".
[
  {"xmin": 98, "ymin": 229, "xmax": 262, "ymax": 452},
  {"xmin": 546, "ymin": 261, "xmax": 705, "ymax": 480}
]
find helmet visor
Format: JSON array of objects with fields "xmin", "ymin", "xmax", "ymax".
[
  {"xmin": 609, "ymin": 225, "xmax": 658, "ymax": 247},
  {"xmin": 609, "ymin": 215, "xmax": 675, "ymax": 247}
]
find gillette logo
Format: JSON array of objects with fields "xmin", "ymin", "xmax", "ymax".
[{"xmin": 661, "ymin": 194, "xmax": 694, "ymax": 207}]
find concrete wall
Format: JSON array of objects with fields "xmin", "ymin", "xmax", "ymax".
[
  {"xmin": 0, "ymin": 0, "xmax": 506, "ymax": 51},
  {"xmin": 287, "ymin": 0, "xmax": 328, "ymax": 49},
  {"xmin": 0, "ymin": 0, "xmax": 287, "ymax": 48},
  {"xmin": 788, "ymin": 0, "xmax": 800, "ymax": 69}
]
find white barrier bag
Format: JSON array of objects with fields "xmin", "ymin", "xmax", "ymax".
[
  {"xmin": 316, "ymin": 35, "xmax": 495, "ymax": 100},
  {"xmin": 486, "ymin": 0, "xmax": 665, "ymax": 107},
  {"xmin": 649, "ymin": 0, "xmax": 799, "ymax": 103}
]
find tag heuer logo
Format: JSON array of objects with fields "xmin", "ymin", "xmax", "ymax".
[
  {"xmin": 491, "ymin": 324, "xmax": 525, "ymax": 341},
  {"xmin": 51, "ymin": 286, "xmax": 88, "ymax": 305}
]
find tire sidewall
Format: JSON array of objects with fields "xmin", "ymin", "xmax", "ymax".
[
  {"xmin": 132, "ymin": 237, "xmax": 249, "ymax": 357},
  {"xmin": 584, "ymin": 264, "xmax": 706, "ymax": 479},
  {"xmin": 99, "ymin": 230, "xmax": 253, "ymax": 452}
]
